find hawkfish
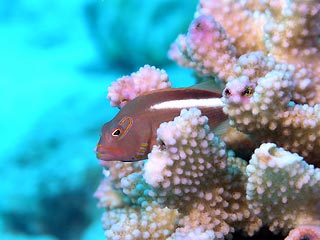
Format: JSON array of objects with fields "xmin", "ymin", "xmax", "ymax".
[{"xmin": 95, "ymin": 86, "xmax": 228, "ymax": 164}]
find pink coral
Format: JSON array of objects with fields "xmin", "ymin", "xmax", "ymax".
[
  {"xmin": 285, "ymin": 225, "xmax": 320, "ymax": 240},
  {"xmin": 107, "ymin": 65, "xmax": 171, "ymax": 108},
  {"xmin": 170, "ymin": 0, "xmax": 320, "ymax": 105},
  {"xmin": 196, "ymin": 0, "xmax": 267, "ymax": 54},
  {"xmin": 169, "ymin": 0, "xmax": 320, "ymax": 165},
  {"xmin": 169, "ymin": 15, "xmax": 237, "ymax": 79},
  {"xmin": 222, "ymin": 52, "xmax": 320, "ymax": 165}
]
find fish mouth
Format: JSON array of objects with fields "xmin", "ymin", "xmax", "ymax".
[
  {"xmin": 95, "ymin": 145, "xmax": 122, "ymax": 162},
  {"xmin": 95, "ymin": 150, "xmax": 116, "ymax": 161},
  {"xmin": 95, "ymin": 148, "xmax": 136, "ymax": 163}
]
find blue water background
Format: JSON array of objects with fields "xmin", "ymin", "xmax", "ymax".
[{"xmin": 0, "ymin": 1, "xmax": 197, "ymax": 239}]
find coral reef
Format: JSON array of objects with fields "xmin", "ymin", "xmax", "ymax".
[
  {"xmin": 169, "ymin": 1, "xmax": 320, "ymax": 165},
  {"xmin": 170, "ymin": 0, "xmax": 320, "ymax": 103},
  {"xmin": 222, "ymin": 52, "xmax": 320, "ymax": 165},
  {"xmin": 96, "ymin": 109, "xmax": 261, "ymax": 239},
  {"xmin": 95, "ymin": 0, "xmax": 320, "ymax": 239}
]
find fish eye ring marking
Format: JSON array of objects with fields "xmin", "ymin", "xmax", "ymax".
[{"xmin": 112, "ymin": 117, "xmax": 133, "ymax": 140}]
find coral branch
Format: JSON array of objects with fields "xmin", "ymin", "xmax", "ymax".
[
  {"xmin": 285, "ymin": 225, "xmax": 320, "ymax": 240},
  {"xmin": 170, "ymin": 1, "xmax": 320, "ymax": 104},
  {"xmin": 101, "ymin": 202, "xmax": 179, "ymax": 240},
  {"xmin": 144, "ymin": 108, "xmax": 261, "ymax": 238},
  {"xmin": 196, "ymin": 0, "xmax": 267, "ymax": 54},
  {"xmin": 222, "ymin": 53, "xmax": 320, "ymax": 165},
  {"xmin": 247, "ymin": 143, "xmax": 320, "ymax": 234},
  {"xmin": 107, "ymin": 65, "xmax": 171, "ymax": 108},
  {"xmin": 169, "ymin": 15, "xmax": 237, "ymax": 79}
]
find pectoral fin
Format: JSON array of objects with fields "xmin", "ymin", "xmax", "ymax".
[{"xmin": 212, "ymin": 120, "xmax": 230, "ymax": 139}]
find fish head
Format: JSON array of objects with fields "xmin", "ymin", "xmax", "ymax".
[{"xmin": 95, "ymin": 116, "xmax": 151, "ymax": 162}]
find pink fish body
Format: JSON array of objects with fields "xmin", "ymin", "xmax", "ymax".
[{"xmin": 96, "ymin": 88, "xmax": 227, "ymax": 163}]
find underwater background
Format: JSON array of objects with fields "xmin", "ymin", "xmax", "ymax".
[{"xmin": 0, "ymin": 0, "xmax": 197, "ymax": 239}]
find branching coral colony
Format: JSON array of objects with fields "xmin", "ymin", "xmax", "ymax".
[{"xmin": 95, "ymin": 1, "xmax": 320, "ymax": 239}]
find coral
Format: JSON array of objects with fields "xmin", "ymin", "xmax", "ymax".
[
  {"xmin": 247, "ymin": 143, "xmax": 320, "ymax": 235},
  {"xmin": 195, "ymin": 0, "xmax": 267, "ymax": 54},
  {"xmin": 169, "ymin": 0, "xmax": 320, "ymax": 165},
  {"xmin": 144, "ymin": 108, "xmax": 261, "ymax": 238},
  {"xmin": 196, "ymin": 0, "xmax": 320, "ymax": 81},
  {"xmin": 96, "ymin": 87, "xmax": 320, "ymax": 239},
  {"xmin": 101, "ymin": 202, "xmax": 179, "ymax": 240},
  {"xmin": 222, "ymin": 52, "xmax": 320, "ymax": 165},
  {"xmin": 94, "ymin": 176, "xmax": 124, "ymax": 209},
  {"xmin": 96, "ymin": 108, "xmax": 261, "ymax": 239},
  {"xmin": 95, "ymin": 161, "xmax": 180, "ymax": 240},
  {"xmin": 167, "ymin": 226, "xmax": 216, "ymax": 240},
  {"xmin": 107, "ymin": 65, "xmax": 171, "ymax": 108},
  {"xmin": 95, "ymin": 0, "xmax": 320, "ymax": 239},
  {"xmin": 285, "ymin": 225, "xmax": 320, "ymax": 240},
  {"xmin": 170, "ymin": 0, "xmax": 320, "ymax": 103},
  {"xmin": 169, "ymin": 15, "xmax": 237, "ymax": 79}
]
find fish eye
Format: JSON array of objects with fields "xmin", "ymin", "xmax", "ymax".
[{"xmin": 112, "ymin": 128, "xmax": 121, "ymax": 137}]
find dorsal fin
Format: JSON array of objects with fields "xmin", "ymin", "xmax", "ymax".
[
  {"xmin": 189, "ymin": 80, "xmax": 224, "ymax": 93},
  {"xmin": 138, "ymin": 87, "xmax": 173, "ymax": 98},
  {"xmin": 136, "ymin": 79, "xmax": 223, "ymax": 99}
]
